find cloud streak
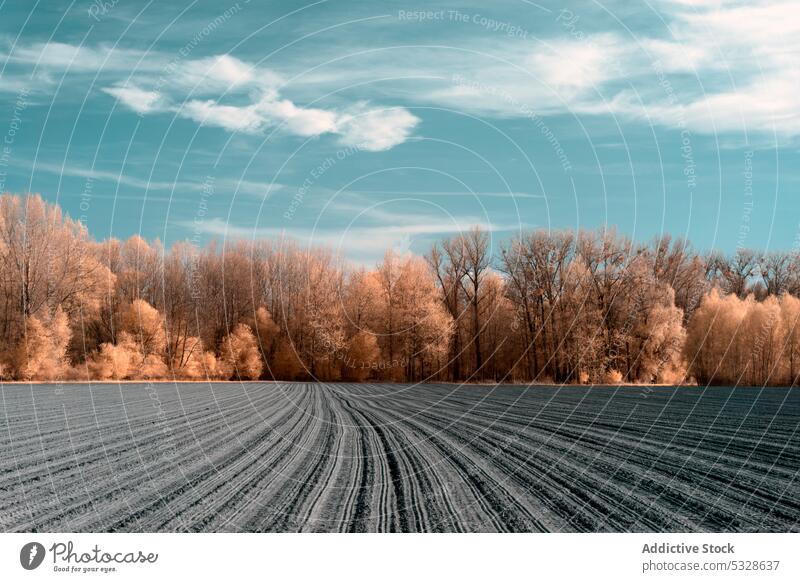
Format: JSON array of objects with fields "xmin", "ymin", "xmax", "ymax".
[
  {"xmin": 34, "ymin": 161, "xmax": 197, "ymax": 191},
  {"xmin": 178, "ymin": 214, "xmax": 526, "ymax": 264}
]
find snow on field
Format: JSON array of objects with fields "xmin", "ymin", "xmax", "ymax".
[{"xmin": 0, "ymin": 383, "xmax": 797, "ymax": 532}]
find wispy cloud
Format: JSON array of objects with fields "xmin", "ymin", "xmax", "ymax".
[
  {"xmin": 642, "ymin": 0, "xmax": 800, "ymax": 135},
  {"xmin": 3, "ymin": 42, "xmax": 155, "ymax": 72},
  {"xmin": 34, "ymin": 161, "xmax": 197, "ymax": 191},
  {"xmin": 344, "ymin": 189, "xmax": 544, "ymax": 199},
  {"xmin": 177, "ymin": 211, "xmax": 528, "ymax": 265},
  {"xmin": 274, "ymin": 0, "xmax": 800, "ymax": 137},
  {"xmin": 9, "ymin": 1, "xmax": 798, "ymax": 143},
  {"xmin": 215, "ymin": 178, "xmax": 285, "ymax": 198}
]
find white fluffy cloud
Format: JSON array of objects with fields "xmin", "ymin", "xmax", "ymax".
[
  {"xmin": 255, "ymin": 98, "xmax": 339, "ymax": 136},
  {"xmin": 549, "ymin": 1, "xmax": 800, "ymax": 135},
  {"xmin": 641, "ymin": 39, "xmax": 712, "ymax": 73},
  {"xmin": 526, "ymin": 34, "xmax": 625, "ymax": 95},
  {"xmin": 658, "ymin": 0, "xmax": 800, "ymax": 134},
  {"xmin": 177, "ymin": 54, "xmax": 268, "ymax": 91},
  {"xmin": 336, "ymin": 106, "xmax": 420, "ymax": 151},
  {"xmin": 673, "ymin": 77, "xmax": 800, "ymax": 135},
  {"xmin": 102, "ymin": 85, "xmax": 163, "ymax": 114},
  {"xmin": 181, "ymin": 99, "xmax": 264, "ymax": 132},
  {"xmin": 175, "ymin": 93, "xmax": 419, "ymax": 151},
  {"xmin": 97, "ymin": 52, "xmax": 418, "ymax": 149}
]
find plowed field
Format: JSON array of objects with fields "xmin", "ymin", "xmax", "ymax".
[{"xmin": 1, "ymin": 383, "xmax": 797, "ymax": 532}]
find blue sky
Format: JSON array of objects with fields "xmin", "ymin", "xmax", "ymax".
[{"xmin": 0, "ymin": 0, "xmax": 797, "ymax": 263}]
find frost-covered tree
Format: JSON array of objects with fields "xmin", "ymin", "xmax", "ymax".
[
  {"xmin": 372, "ymin": 251, "xmax": 453, "ymax": 381},
  {"xmin": 12, "ymin": 308, "xmax": 71, "ymax": 380},
  {"xmin": 0, "ymin": 194, "xmax": 111, "ymax": 376},
  {"xmin": 220, "ymin": 323, "xmax": 262, "ymax": 380},
  {"xmin": 780, "ymin": 294, "xmax": 800, "ymax": 385},
  {"xmin": 5, "ymin": 193, "xmax": 800, "ymax": 385}
]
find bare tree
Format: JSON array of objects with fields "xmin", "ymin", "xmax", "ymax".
[
  {"xmin": 427, "ymin": 242, "xmax": 465, "ymax": 380},
  {"xmin": 460, "ymin": 227, "xmax": 490, "ymax": 378}
]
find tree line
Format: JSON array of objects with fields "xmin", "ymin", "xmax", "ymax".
[{"xmin": 1, "ymin": 193, "xmax": 799, "ymax": 386}]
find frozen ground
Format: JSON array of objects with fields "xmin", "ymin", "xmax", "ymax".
[{"xmin": 0, "ymin": 382, "xmax": 797, "ymax": 532}]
